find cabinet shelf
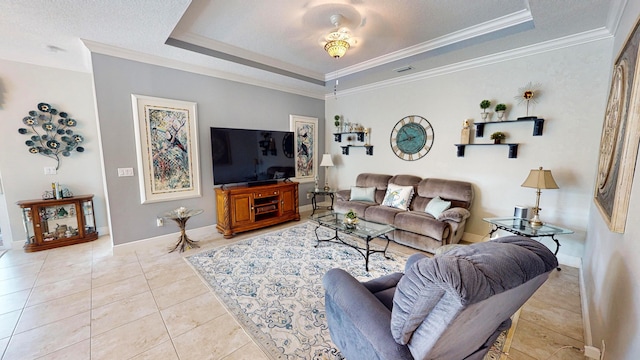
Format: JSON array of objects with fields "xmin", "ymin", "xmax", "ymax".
[
  {"xmin": 455, "ymin": 143, "xmax": 519, "ymax": 158},
  {"xmin": 475, "ymin": 118, "xmax": 544, "ymax": 137},
  {"xmin": 341, "ymin": 145, "xmax": 374, "ymax": 156}
]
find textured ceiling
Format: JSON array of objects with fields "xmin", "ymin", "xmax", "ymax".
[{"xmin": 0, "ymin": 0, "xmax": 617, "ymax": 97}]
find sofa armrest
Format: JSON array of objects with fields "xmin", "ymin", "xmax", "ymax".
[
  {"xmin": 437, "ymin": 207, "xmax": 470, "ymax": 223},
  {"xmin": 336, "ymin": 189, "xmax": 351, "ymax": 201},
  {"xmin": 323, "ymin": 268, "xmax": 413, "ymax": 359}
]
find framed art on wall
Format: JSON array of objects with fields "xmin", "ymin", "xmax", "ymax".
[
  {"xmin": 289, "ymin": 115, "xmax": 318, "ymax": 183},
  {"xmin": 132, "ymin": 95, "xmax": 201, "ymax": 204},
  {"xmin": 594, "ymin": 17, "xmax": 640, "ymax": 233}
]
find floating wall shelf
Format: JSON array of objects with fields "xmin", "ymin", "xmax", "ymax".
[
  {"xmin": 475, "ymin": 118, "xmax": 545, "ymax": 137},
  {"xmin": 455, "ymin": 143, "xmax": 519, "ymax": 158},
  {"xmin": 341, "ymin": 145, "xmax": 374, "ymax": 156}
]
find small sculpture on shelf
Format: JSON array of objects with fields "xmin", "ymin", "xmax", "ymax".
[
  {"xmin": 334, "ymin": 115, "xmax": 341, "ymax": 132},
  {"xmin": 515, "ymin": 82, "xmax": 541, "ymax": 119},
  {"xmin": 495, "ymin": 103, "xmax": 507, "ymax": 121},
  {"xmin": 480, "ymin": 99, "xmax": 492, "ymax": 121},
  {"xmin": 460, "ymin": 119, "xmax": 471, "ymax": 144}
]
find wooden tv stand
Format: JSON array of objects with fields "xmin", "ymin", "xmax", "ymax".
[{"xmin": 215, "ymin": 181, "xmax": 300, "ymax": 238}]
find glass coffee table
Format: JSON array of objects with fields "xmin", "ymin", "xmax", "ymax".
[{"xmin": 310, "ymin": 212, "xmax": 394, "ymax": 271}]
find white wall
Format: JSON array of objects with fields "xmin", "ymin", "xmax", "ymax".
[
  {"xmin": 582, "ymin": 1, "xmax": 640, "ymax": 358},
  {"xmin": 0, "ymin": 59, "xmax": 108, "ymax": 244},
  {"xmin": 326, "ymin": 39, "xmax": 612, "ymax": 261}
]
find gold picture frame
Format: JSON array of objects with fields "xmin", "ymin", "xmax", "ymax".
[{"xmin": 132, "ymin": 95, "xmax": 201, "ymax": 204}]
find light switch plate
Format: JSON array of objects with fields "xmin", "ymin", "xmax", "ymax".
[
  {"xmin": 44, "ymin": 167, "xmax": 57, "ymax": 175},
  {"xmin": 117, "ymin": 168, "xmax": 134, "ymax": 177}
]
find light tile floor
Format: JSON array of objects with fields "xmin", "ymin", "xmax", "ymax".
[{"xmin": 0, "ymin": 219, "xmax": 585, "ymax": 359}]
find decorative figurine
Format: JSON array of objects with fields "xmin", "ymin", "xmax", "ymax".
[{"xmin": 460, "ymin": 119, "xmax": 471, "ymax": 144}]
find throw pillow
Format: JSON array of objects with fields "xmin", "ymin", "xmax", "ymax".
[
  {"xmin": 381, "ymin": 183, "xmax": 414, "ymax": 210},
  {"xmin": 350, "ymin": 186, "xmax": 376, "ymax": 202},
  {"xmin": 425, "ymin": 196, "xmax": 452, "ymax": 218}
]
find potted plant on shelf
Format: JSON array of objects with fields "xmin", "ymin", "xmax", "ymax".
[
  {"xmin": 490, "ymin": 131, "xmax": 506, "ymax": 144},
  {"xmin": 495, "ymin": 103, "xmax": 507, "ymax": 121},
  {"xmin": 480, "ymin": 100, "xmax": 491, "ymax": 121},
  {"xmin": 334, "ymin": 115, "xmax": 341, "ymax": 132},
  {"xmin": 344, "ymin": 209, "xmax": 358, "ymax": 229}
]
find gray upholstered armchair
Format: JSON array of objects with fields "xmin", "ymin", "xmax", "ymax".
[{"xmin": 322, "ymin": 236, "xmax": 558, "ymax": 360}]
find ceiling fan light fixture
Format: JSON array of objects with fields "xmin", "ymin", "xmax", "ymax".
[
  {"xmin": 325, "ymin": 39, "xmax": 350, "ymax": 58},
  {"xmin": 324, "ymin": 14, "xmax": 352, "ymax": 59}
]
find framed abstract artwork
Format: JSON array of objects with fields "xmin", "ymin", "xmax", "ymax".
[
  {"xmin": 594, "ymin": 18, "xmax": 640, "ymax": 233},
  {"xmin": 289, "ymin": 115, "xmax": 318, "ymax": 183},
  {"xmin": 131, "ymin": 95, "xmax": 201, "ymax": 204}
]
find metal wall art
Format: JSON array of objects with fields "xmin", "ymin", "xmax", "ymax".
[{"xmin": 18, "ymin": 102, "xmax": 85, "ymax": 170}]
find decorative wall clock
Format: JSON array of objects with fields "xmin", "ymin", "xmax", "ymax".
[
  {"xmin": 282, "ymin": 132, "xmax": 294, "ymax": 158},
  {"xmin": 390, "ymin": 115, "xmax": 434, "ymax": 161}
]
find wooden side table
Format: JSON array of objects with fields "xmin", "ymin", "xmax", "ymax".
[
  {"xmin": 308, "ymin": 190, "xmax": 336, "ymax": 215},
  {"xmin": 164, "ymin": 208, "xmax": 203, "ymax": 253}
]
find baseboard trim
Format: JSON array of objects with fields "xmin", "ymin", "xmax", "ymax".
[
  {"xmin": 113, "ymin": 225, "xmax": 218, "ymax": 249},
  {"xmin": 579, "ymin": 263, "xmax": 594, "ymax": 346}
]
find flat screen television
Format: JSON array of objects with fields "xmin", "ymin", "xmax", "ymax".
[{"xmin": 211, "ymin": 127, "xmax": 296, "ymax": 186}]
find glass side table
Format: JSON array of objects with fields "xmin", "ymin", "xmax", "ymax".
[
  {"xmin": 307, "ymin": 189, "xmax": 336, "ymax": 215},
  {"xmin": 483, "ymin": 217, "xmax": 573, "ymax": 270},
  {"xmin": 163, "ymin": 208, "xmax": 203, "ymax": 253}
]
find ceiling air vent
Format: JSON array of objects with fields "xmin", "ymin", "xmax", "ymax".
[{"xmin": 393, "ymin": 66, "xmax": 414, "ymax": 73}]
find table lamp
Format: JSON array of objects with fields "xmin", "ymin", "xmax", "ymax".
[
  {"xmin": 521, "ymin": 166, "xmax": 559, "ymax": 227},
  {"xmin": 319, "ymin": 154, "xmax": 334, "ymax": 191}
]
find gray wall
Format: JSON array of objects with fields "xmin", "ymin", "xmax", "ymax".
[{"xmin": 91, "ymin": 54, "xmax": 324, "ymax": 245}]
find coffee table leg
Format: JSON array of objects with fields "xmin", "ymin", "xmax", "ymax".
[
  {"xmin": 365, "ymin": 236, "xmax": 371, "ymax": 272},
  {"xmin": 551, "ymin": 235, "xmax": 561, "ymax": 271}
]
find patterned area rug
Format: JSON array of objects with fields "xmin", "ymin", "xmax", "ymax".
[{"xmin": 187, "ymin": 221, "xmax": 511, "ymax": 359}]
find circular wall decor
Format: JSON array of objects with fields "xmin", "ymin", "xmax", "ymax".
[
  {"xmin": 390, "ymin": 115, "xmax": 434, "ymax": 161},
  {"xmin": 282, "ymin": 133, "xmax": 294, "ymax": 158}
]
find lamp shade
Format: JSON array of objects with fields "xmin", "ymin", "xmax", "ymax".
[
  {"xmin": 521, "ymin": 167, "xmax": 559, "ymax": 189},
  {"xmin": 319, "ymin": 154, "xmax": 334, "ymax": 167}
]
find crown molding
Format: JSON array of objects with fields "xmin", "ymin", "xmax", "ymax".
[
  {"xmin": 607, "ymin": 0, "xmax": 628, "ymax": 36},
  {"xmin": 173, "ymin": 32, "xmax": 325, "ymax": 82},
  {"xmin": 326, "ymin": 27, "xmax": 613, "ymax": 99},
  {"xmin": 327, "ymin": 9, "xmax": 534, "ymax": 81},
  {"xmin": 81, "ymin": 40, "xmax": 325, "ymax": 100}
]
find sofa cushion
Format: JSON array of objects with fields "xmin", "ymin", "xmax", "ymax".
[
  {"xmin": 364, "ymin": 205, "xmax": 404, "ymax": 225},
  {"xmin": 355, "ymin": 173, "xmax": 393, "ymax": 204},
  {"xmin": 425, "ymin": 196, "xmax": 451, "ymax": 218},
  {"xmin": 394, "ymin": 212, "xmax": 450, "ymax": 241},
  {"xmin": 416, "ymin": 178, "xmax": 474, "ymax": 209},
  {"xmin": 381, "ymin": 184, "xmax": 414, "ymax": 210},
  {"xmin": 350, "ymin": 186, "xmax": 376, "ymax": 202}
]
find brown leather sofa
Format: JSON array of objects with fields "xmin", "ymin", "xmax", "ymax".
[{"xmin": 334, "ymin": 173, "xmax": 474, "ymax": 253}]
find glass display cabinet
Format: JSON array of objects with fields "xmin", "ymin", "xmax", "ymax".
[{"xmin": 17, "ymin": 194, "xmax": 98, "ymax": 252}]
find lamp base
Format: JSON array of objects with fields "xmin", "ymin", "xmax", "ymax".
[{"xmin": 529, "ymin": 214, "xmax": 543, "ymax": 227}]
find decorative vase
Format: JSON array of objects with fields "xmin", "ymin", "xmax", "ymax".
[
  {"xmin": 496, "ymin": 110, "xmax": 505, "ymax": 121},
  {"xmin": 480, "ymin": 112, "xmax": 491, "ymax": 121},
  {"xmin": 494, "ymin": 139, "xmax": 502, "ymax": 144},
  {"xmin": 344, "ymin": 216, "xmax": 358, "ymax": 229}
]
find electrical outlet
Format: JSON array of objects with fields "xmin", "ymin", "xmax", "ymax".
[
  {"xmin": 584, "ymin": 345, "xmax": 601, "ymax": 359},
  {"xmin": 306, "ymin": 193, "xmax": 311, "ymax": 199},
  {"xmin": 117, "ymin": 167, "xmax": 134, "ymax": 177},
  {"xmin": 44, "ymin": 166, "xmax": 57, "ymax": 175},
  {"xmin": 156, "ymin": 217, "xmax": 164, "ymax": 227}
]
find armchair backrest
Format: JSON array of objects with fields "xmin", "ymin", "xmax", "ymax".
[{"xmin": 391, "ymin": 236, "xmax": 558, "ymax": 359}]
